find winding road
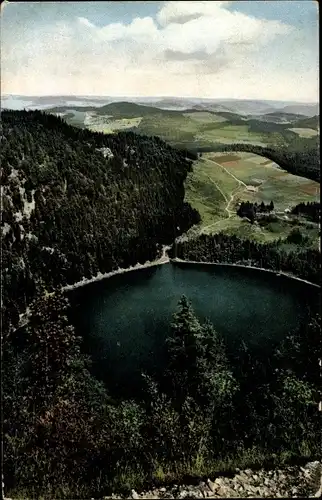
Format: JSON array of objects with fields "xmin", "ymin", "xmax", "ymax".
[
  {"xmin": 201, "ymin": 157, "xmax": 248, "ymax": 233},
  {"xmin": 207, "ymin": 157, "xmax": 248, "ymax": 188}
]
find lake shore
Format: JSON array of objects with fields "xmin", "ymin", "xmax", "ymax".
[
  {"xmin": 63, "ymin": 247, "xmax": 320, "ymax": 292},
  {"xmin": 62, "ymin": 246, "xmax": 171, "ymax": 291},
  {"xmin": 171, "ymin": 257, "xmax": 321, "ymax": 289}
]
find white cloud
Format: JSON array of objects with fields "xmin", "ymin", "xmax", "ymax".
[
  {"xmin": 156, "ymin": 1, "xmax": 232, "ymax": 26},
  {"xmin": 1, "ymin": 1, "xmax": 317, "ymax": 101}
]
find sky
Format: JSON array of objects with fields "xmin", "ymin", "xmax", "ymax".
[{"xmin": 1, "ymin": 1, "xmax": 319, "ymax": 102}]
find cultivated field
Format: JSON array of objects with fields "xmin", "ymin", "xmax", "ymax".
[
  {"xmin": 52, "ymin": 105, "xmax": 318, "ymax": 152},
  {"xmin": 288, "ymin": 127, "xmax": 318, "ymax": 138},
  {"xmin": 185, "ymin": 151, "xmax": 320, "ymax": 244},
  {"xmin": 85, "ymin": 114, "xmax": 142, "ymax": 133}
]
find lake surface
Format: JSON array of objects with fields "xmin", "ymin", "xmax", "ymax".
[{"xmin": 69, "ymin": 262, "xmax": 319, "ymax": 395}]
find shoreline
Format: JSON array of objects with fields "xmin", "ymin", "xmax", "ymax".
[
  {"xmin": 62, "ymin": 246, "xmax": 171, "ymax": 291},
  {"xmin": 170, "ymin": 257, "xmax": 321, "ymax": 289},
  {"xmin": 17, "ymin": 251, "xmax": 319, "ymax": 329}
]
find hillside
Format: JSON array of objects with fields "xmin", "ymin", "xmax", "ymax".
[
  {"xmin": 184, "ymin": 152, "xmax": 320, "ymax": 244},
  {"xmin": 43, "ymin": 101, "xmax": 319, "ymax": 157},
  {"xmin": 2, "ymin": 110, "xmax": 321, "ymax": 500},
  {"xmin": 95, "ymin": 101, "xmax": 174, "ymax": 118},
  {"xmin": 281, "ymin": 103, "xmax": 319, "ymax": 116},
  {"xmin": 1, "ymin": 109, "xmax": 200, "ymax": 332}
]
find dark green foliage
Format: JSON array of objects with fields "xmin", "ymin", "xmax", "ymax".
[
  {"xmin": 236, "ymin": 200, "xmax": 274, "ymax": 222},
  {"xmin": 3, "ymin": 292, "xmax": 321, "ymax": 498},
  {"xmin": 291, "ymin": 202, "xmax": 320, "ymax": 223},
  {"xmin": 143, "ymin": 297, "xmax": 238, "ymax": 468},
  {"xmin": 1, "ymin": 109, "xmax": 199, "ymax": 331},
  {"xmin": 171, "ymin": 232, "xmax": 321, "ymax": 284},
  {"xmin": 286, "ymin": 228, "xmax": 310, "ymax": 245},
  {"xmin": 2, "ymin": 108, "xmax": 320, "ymax": 498}
]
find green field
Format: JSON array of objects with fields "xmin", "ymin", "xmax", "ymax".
[
  {"xmin": 184, "ymin": 152, "xmax": 320, "ymax": 244},
  {"xmin": 86, "ymin": 116, "xmax": 142, "ymax": 133},
  {"xmin": 288, "ymin": 127, "xmax": 318, "ymax": 138},
  {"xmin": 53, "ymin": 103, "xmax": 318, "ymax": 153},
  {"xmin": 195, "ymin": 125, "xmax": 268, "ymax": 146}
]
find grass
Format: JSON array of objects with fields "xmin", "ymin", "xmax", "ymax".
[
  {"xmin": 195, "ymin": 125, "xmax": 269, "ymax": 146},
  {"xmin": 87, "ymin": 116, "xmax": 142, "ymax": 133},
  {"xmin": 185, "ymin": 111, "xmax": 228, "ymax": 124},
  {"xmin": 185, "ymin": 157, "xmax": 240, "ymax": 227},
  {"xmin": 55, "ymin": 103, "xmax": 319, "ymax": 154},
  {"xmin": 184, "ymin": 151, "xmax": 320, "ymax": 243}
]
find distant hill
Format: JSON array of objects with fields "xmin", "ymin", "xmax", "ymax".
[
  {"xmin": 95, "ymin": 101, "xmax": 176, "ymax": 118},
  {"xmin": 258, "ymin": 112, "xmax": 304, "ymax": 123},
  {"xmin": 293, "ymin": 115, "xmax": 319, "ymax": 129},
  {"xmin": 150, "ymin": 98, "xmax": 192, "ymax": 110},
  {"xmin": 281, "ymin": 104, "xmax": 319, "ymax": 117}
]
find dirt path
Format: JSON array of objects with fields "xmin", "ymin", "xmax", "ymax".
[
  {"xmin": 206, "ymin": 174, "xmax": 228, "ymax": 203},
  {"xmin": 200, "ymin": 157, "xmax": 252, "ymax": 234},
  {"xmin": 207, "ymin": 157, "xmax": 248, "ymax": 188}
]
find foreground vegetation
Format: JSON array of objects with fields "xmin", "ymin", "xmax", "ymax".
[{"xmin": 4, "ymin": 293, "xmax": 321, "ymax": 498}]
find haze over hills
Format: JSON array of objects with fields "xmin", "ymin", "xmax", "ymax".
[
  {"xmin": 1, "ymin": 95, "xmax": 319, "ymax": 117},
  {"xmin": 2, "ymin": 1, "xmax": 320, "ymax": 498}
]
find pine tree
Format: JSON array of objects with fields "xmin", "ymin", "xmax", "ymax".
[{"xmin": 165, "ymin": 295, "xmax": 203, "ymax": 405}]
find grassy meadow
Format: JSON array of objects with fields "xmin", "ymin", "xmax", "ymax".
[
  {"xmin": 185, "ymin": 152, "xmax": 320, "ymax": 245},
  {"xmin": 50, "ymin": 103, "xmax": 319, "ymax": 246},
  {"xmin": 52, "ymin": 103, "xmax": 319, "ymax": 152}
]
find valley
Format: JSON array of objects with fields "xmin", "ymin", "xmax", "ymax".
[
  {"xmin": 1, "ymin": 104, "xmax": 320, "ymax": 500},
  {"xmin": 2, "ymin": 0, "xmax": 321, "ymax": 497},
  {"xmin": 184, "ymin": 151, "xmax": 320, "ymax": 245}
]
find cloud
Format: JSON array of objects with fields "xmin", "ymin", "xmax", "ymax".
[
  {"xmin": 1, "ymin": 1, "xmax": 317, "ymax": 101},
  {"xmin": 156, "ymin": 1, "xmax": 232, "ymax": 26}
]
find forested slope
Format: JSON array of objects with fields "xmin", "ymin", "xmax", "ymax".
[
  {"xmin": 212, "ymin": 141, "xmax": 320, "ymax": 182},
  {"xmin": 1, "ymin": 110, "xmax": 200, "ymax": 331},
  {"xmin": 170, "ymin": 233, "xmax": 321, "ymax": 285}
]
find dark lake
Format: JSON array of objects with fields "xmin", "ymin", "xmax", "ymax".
[{"xmin": 68, "ymin": 262, "xmax": 319, "ymax": 396}]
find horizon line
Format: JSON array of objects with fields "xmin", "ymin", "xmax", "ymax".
[{"xmin": 1, "ymin": 94, "xmax": 319, "ymax": 105}]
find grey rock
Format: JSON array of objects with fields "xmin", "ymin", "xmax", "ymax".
[
  {"xmin": 206, "ymin": 479, "xmax": 216, "ymax": 492},
  {"xmin": 131, "ymin": 490, "xmax": 140, "ymax": 499},
  {"xmin": 217, "ymin": 486, "xmax": 230, "ymax": 497},
  {"xmin": 198, "ymin": 482, "xmax": 209, "ymax": 498}
]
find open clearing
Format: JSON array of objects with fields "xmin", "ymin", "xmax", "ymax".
[
  {"xmin": 194, "ymin": 125, "xmax": 268, "ymax": 147},
  {"xmin": 185, "ymin": 151, "xmax": 320, "ymax": 243},
  {"xmin": 185, "ymin": 112, "xmax": 228, "ymax": 124},
  {"xmin": 86, "ymin": 116, "xmax": 142, "ymax": 133},
  {"xmin": 288, "ymin": 127, "xmax": 318, "ymax": 138}
]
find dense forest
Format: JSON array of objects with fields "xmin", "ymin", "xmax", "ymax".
[
  {"xmin": 4, "ymin": 293, "xmax": 321, "ymax": 498},
  {"xmin": 169, "ymin": 233, "xmax": 321, "ymax": 285},
  {"xmin": 2, "ymin": 109, "xmax": 321, "ymax": 499},
  {"xmin": 1, "ymin": 110, "xmax": 200, "ymax": 332},
  {"xmin": 291, "ymin": 201, "xmax": 321, "ymax": 223},
  {"xmin": 237, "ymin": 200, "xmax": 274, "ymax": 223}
]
